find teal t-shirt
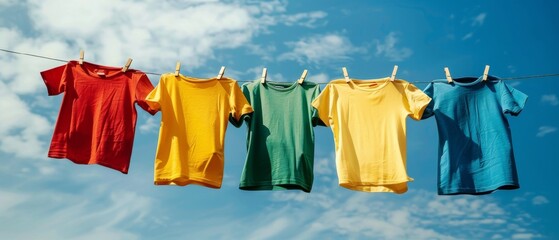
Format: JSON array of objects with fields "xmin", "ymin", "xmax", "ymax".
[
  {"xmin": 422, "ymin": 75, "xmax": 528, "ymax": 195},
  {"xmin": 240, "ymin": 80, "xmax": 321, "ymax": 192}
]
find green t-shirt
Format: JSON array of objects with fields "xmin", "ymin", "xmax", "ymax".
[{"xmin": 240, "ymin": 80, "xmax": 321, "ymax": 192}]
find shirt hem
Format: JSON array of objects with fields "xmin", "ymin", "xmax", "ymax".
[
  {"xmin": 154, "ymin": 176, "xmax": 222, "ymax": 189},
  {"xmin": 240, "ymin": 179, "xmax": 312, "ymax": 192},
  {"xmin": 438, "ymin": 181, "xmax": 519, "ymax": 195},
  {"xmin": 48, "ymin": 153, "xmax": 129, "ymax": 174}
]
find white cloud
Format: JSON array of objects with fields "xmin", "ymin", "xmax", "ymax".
[
  {"xmin": 25, "ymin": 0, "xmax": 263, "ymax": 70},
  {"xmin": 532, "ymin": 196, "xmax": 549, "ymax": 205},
  {"xmin": 280, "ymin": 11, "xmax": 328, "ymax": 28},
  {"xmin": 462, "ymin": 32, "xmax": 474, "ymax": 40},
  {"xmin": 541, "ymin": 94, "xmax": 559, "ymax": 106},
  {"xmin": 536, "ymin": 126, "xmax": 557, "ymax": 137},
  {"xmin": 375, "ymin": 32, "xmax": 413, "ymax": 62},
  {"xmin": 308, "ymin": 73, "xmax": 329, "ymax": 83},
  {"xmin": 0, "ymin": 81, "xmax": 51, "ymax": 159},
  {"xmin": 248, "ymin": 218, "xmax": 291, "ymax": 240},
  {"xmin": 139, "ymin": 117, "xmax": 159, "ymax": 134},
  {"xmin": 512, "ymin": 233, "xmax": 540, "ymax": 239},
  {"xmin": 472, "ymin": 13, "xmax": 487, "ymax": 26},
  {"xmin": 279, "ymin": 33, "xmax": 362, "ymax": 64}
]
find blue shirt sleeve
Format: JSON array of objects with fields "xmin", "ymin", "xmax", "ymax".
[{"xmin": 498, "ymin": 81, "xmax": 528, "ymax": 116}]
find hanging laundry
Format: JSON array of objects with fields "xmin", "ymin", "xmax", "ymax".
[
  {"xmin": 422, "ymin": 75, "xmax": 528, "ymax": 195},
  {"xmin": 40, "ymin": 60, "xmax": 156, "ymax": 173},
  {"xmin": 145, "ymin": 74, "xmax": 253, "ymax": 188},
  {"xmin": 312, "ymin": 78, "xmax": 431, "ymax": 193},
  {"xmin": 239, "ymin": 80, "xmax": 321, "ymax": 193}
]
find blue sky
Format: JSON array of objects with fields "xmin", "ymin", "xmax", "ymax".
[{"xmin": 0, "ymin": 0, "xmax": 558, "ymax": 239}]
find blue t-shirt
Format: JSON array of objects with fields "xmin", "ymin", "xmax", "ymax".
[{"xmin": 422, "ymin": 75, "xmax": 528, "ymax": 195}]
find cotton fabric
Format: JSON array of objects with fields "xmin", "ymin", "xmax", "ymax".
[
  {"xmin": 145, "ymin": 74, "xmax": 253, "ymax": 188},
  {"xmin": 422, "ymin": 75, "xmax": 527, "ymax": 195},
  {"xmin": 312, "ymin": 78, "xmax": 431, "ymax": 193},
  {"xmin": 41, "ymin": 61, "xmax": 156, "ymax": 173},
  {"xmin": 240, "ymin": 80, "xmax": 321, "ymax": 192}
]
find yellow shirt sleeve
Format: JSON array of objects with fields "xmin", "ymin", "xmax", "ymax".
[
  {"xmin": 404, "ymin": 83, "xmax": 431, "ymax": 120},
  {"xmin": 229, "ymin": 81, "xmax": 253, "ymax": 127},
  {"xmin": 145, "ymin": 76, "xmax": 163, "ymax": 112}
]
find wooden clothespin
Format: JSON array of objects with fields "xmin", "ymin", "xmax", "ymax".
[
  {"xmin": 260, "ymin": 68, "xmax": 267, "ymax": 84},
  {"xmin": 297, "ymin": 69, "xmax": 308, "ymax": 84},
  {"xmin": 175, "ymin": 61, "xmax": 181, "ymax": 77},
  {"xmin": 482, "ymin": 65, "xmax": 490, "ymax": 81},
  {"xmin": 390, "ymin": 65, "xmax": 398, "ymax": 82},
  {"xmin": 342, "ymin": 67, "xmax": 350, "ymax": 83},
  {"xmin": 217, "ymin": 66, "xmax": 226, "ymax": 79},
  {"xmin": 79, "ymin": 50, "xmax": 84, "ymax": 65},
  {"xmin": 121, "ymin": 58, "xmax": 132, "ymax": 72},
  {"xmin": 444, "ymin": 67, "xmax": 453, "ymax": 83}
]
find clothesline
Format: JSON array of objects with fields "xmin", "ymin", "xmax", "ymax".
[{"xmin": 2, "ymin": 48, "xmax": 559, "ymax": 84}]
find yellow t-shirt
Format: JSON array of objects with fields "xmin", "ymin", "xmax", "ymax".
[
  {"xmin": 145, "ymin": 74, "xmax": 253, "ymax": 188},
  {"xmin": 312, "ymin": 78, "xmax": 431, "ymax": 193}
]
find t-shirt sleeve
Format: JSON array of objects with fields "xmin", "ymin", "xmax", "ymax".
[
  {"xmin": 135, "ymin": 74, "xmax": 158, "ymax": 115},
  {"xmin": 144, "ymin": 76, "xmax": 164, "ymax": 113},
  {"xmin": 498, "ymin": 81, "xmax": 528, "ymax": 116},
  {"xmin": 404, "ymin": 83, "xmax": 432, "ymax": 120},
  {"xmin": 311, "ymin": 84, "xmax": 331, "ymax": 127},
  {"xmin": 421, "ymin": 83, "xmax": 435, "ymax": 119},
  {"xmin": 229, "ymin": 82, "xmax": 254, "ymax": 127},
  {"xmin": 310, "ymin": 85, "xmax": 322, "ymax": 127},
  {"xmin": 40, "ymin": 63, "xmax": 72, "ymax": 96}
]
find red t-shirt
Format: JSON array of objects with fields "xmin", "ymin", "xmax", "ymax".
[{"xmin": 41, "ymin": 61, "xmax": 156, "ymax": 173}]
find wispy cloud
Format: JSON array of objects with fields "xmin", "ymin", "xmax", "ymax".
[
  {"xmin": 279, "ymin": 11, "xmax": 328, "ymax": 28},
  {"xmin": 0, "ymin": 190, "xmax": 27, "ymax": 212},
  {"xmin": 308, "ymin": 73, "xmax": 330, "ymax": 83},
  {"xmin": 0, "ymin": 188, "xmax": 153, "ymax": 239},
  {"xmin": 279, "ymin": 33, "xmax": 362, "ymax": 65},
  {"xmin": 537, "ymin": 126, "xmax": 557, "ymax": 137},
  {"xmin": 314, "ymin": 157, "xmax": 334, "ymax": 174},
  {"xmin": 508, "ymin": 65, "xmax": 517, "ymax": 73},
  {"xmin": 541, "ymin": 94, "xmax": 559, "ymax": 106},
  {"xmin": 472, "ymin": 13, "xmax": 487, "ymax": 26},
  {"xmin": 512, "ymin": 233, "xmax": 542, "ymax": 239},
  {"xmin": 532, "ymin": 196, "xmax": 550, "ymax": 205},
  {"xmin": 462, "ymin": 32, "xmax": 474, "ymax": 40},
  {"xmin": 139, "ymin": 117, "xmax": 159, "ymax": 134},
  {"xmin": 247, "ymin": 218, "xmax": 291, "ymax": 240},
  {"xmin": 375, "ymin": 32, "xmax": 413, "ymax": 62}
]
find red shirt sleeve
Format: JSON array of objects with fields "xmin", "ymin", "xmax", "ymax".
[
  {"xmin": 135, "ymin": 73, "xmax": 158, "ymax": 115},
  {"xmin": 40, "ymin": 62, "xmax": 73, "ymax": 96}
]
